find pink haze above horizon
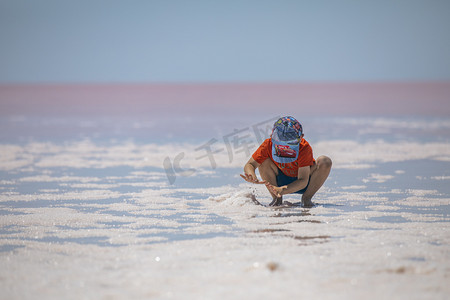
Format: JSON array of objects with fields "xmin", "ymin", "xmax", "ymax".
[{"xmin": 1, "ymin": 82, "xmax": 449, "ymax": 118}]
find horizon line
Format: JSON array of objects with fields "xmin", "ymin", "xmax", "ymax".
[{"xmin": 1, "ymin": 80, "xmax": 450, "ymax": 87}]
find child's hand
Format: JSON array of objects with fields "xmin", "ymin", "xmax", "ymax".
[
  {"xmin": 265, "ymin": 182, "xmax": 287, "ymax": 198},
  {"xmin": 240, "ymin": 173, "xmax": 266, "ymax": 184}
]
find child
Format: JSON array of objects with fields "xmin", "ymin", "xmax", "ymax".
[{"xmin": 240, "ymin": 116, "xmax": 332, "ymax": 207}]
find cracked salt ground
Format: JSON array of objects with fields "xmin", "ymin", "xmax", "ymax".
[{"xmin": 1, "ymin": 117, "xmax": 450, "ymax": 299}]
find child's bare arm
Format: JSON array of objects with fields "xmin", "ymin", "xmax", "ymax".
[
  {"xmin": 281, "ymin": 166, "xmax": 310, "ymax": 195},
  {"xmin": 266, "ymin": 166, "xmax": 310, "ymax": 197},
  {"xmin": 240, "ymin": 158, "xmax": 265, "ymax": 184}
]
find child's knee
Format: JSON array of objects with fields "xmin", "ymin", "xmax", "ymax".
[{"xmin": 318, "ymin": 156, "xmax": 332, "ymax": 169}]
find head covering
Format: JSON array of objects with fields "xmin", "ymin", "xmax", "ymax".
[{"xmin": 271, "ymin": 116, "xmax": 303, "ymax": 164}]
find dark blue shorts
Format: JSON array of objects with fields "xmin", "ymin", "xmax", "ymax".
[{"xmin": 276, "ymin": 170, "xmax": 309, "ymax": 194}]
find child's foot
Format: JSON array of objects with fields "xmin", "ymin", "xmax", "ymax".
[
  {"xmin": 301, "ymin": 199, "xmax": 314, "ymax": 208},
  {"xmin": 269, "ymin": 197, "xmax": 283, "ymax": 206}
]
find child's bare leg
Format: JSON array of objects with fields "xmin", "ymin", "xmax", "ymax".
[
  {"xmin": 258, "ymin": 159, "xmax": 282, "ymax": 205},
  {"xmin": 302, "ymin": 156, "xmax": 332, "ymax": 206}
]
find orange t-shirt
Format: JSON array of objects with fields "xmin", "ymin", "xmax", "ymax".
[{"xmin": 252, "ymin": 138, "xmax": 315, "ymax": 177}]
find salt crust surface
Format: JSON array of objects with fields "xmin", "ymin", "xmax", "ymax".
[
  {"xmin": 1, "ymin": 139, "xmax": 450, "ymax": 172},
  {"xmin": 1, "ymin": 172, "xmax": 449, "ymax": 299},
  {"xmin": 1, "ymin": 125, "xmax": 450, "ymax": 299}
]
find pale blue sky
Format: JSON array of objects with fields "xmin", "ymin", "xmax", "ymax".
[{"xmin": 1, "ymin": 0, "xmax": 449, "ymax": 83}]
